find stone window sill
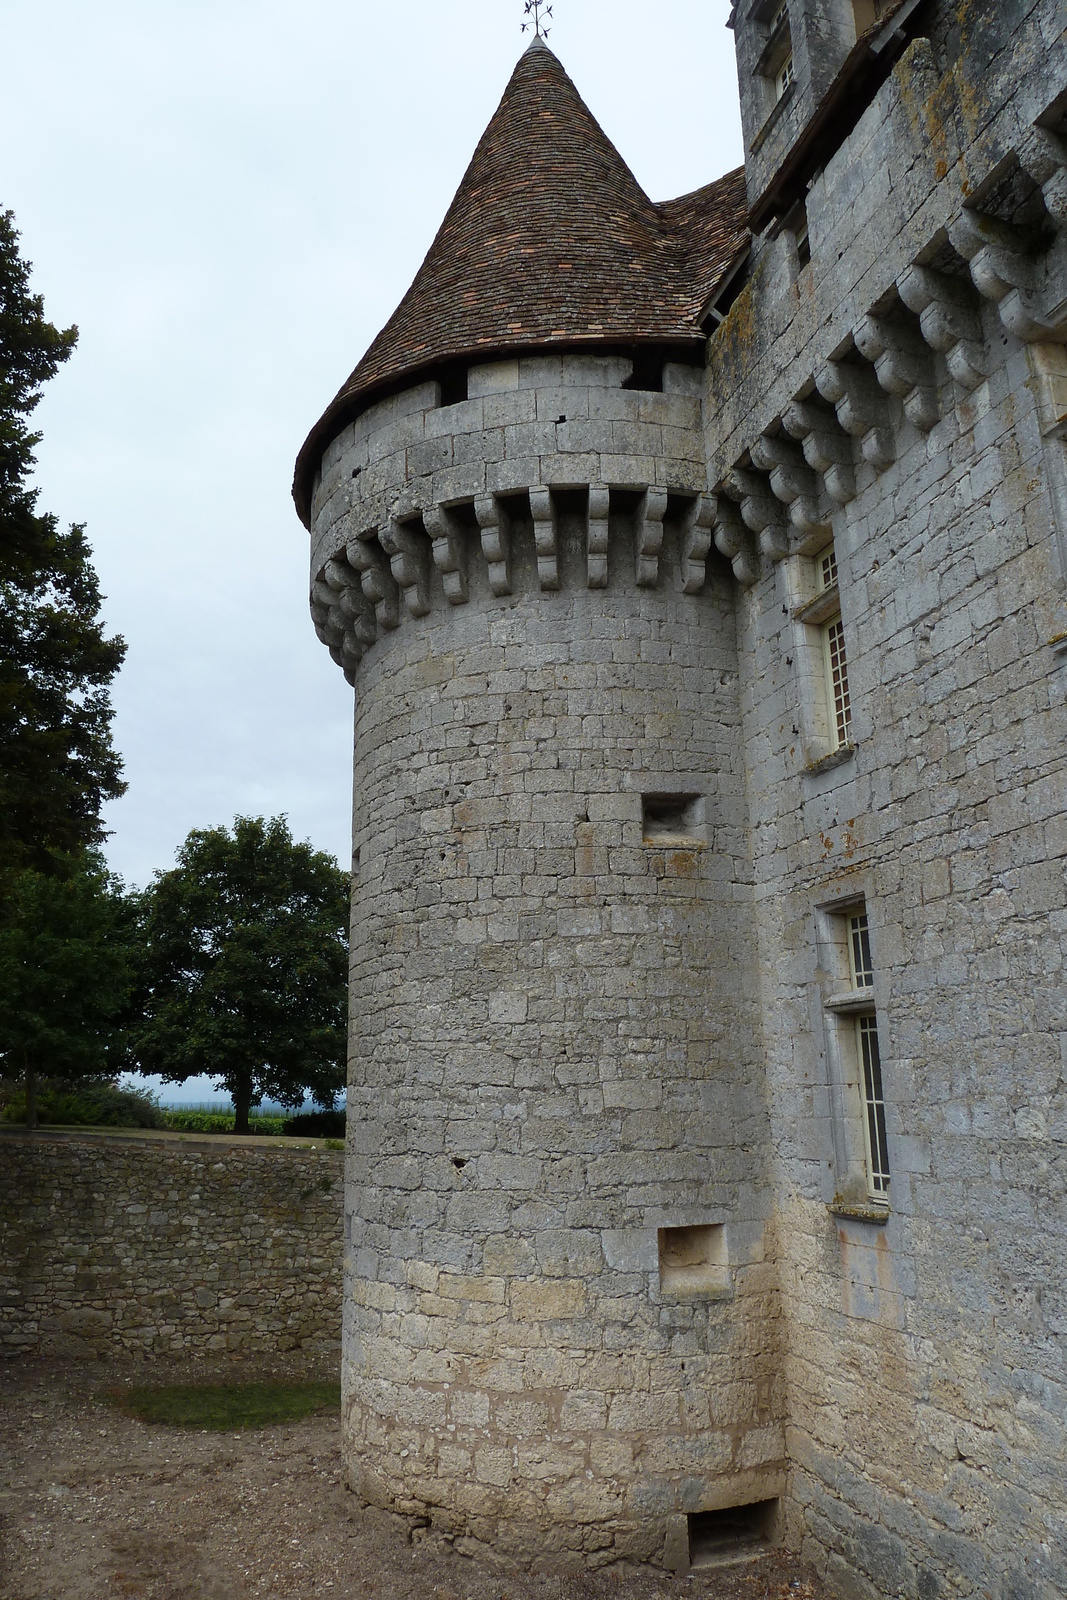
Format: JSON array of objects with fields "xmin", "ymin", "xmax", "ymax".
[
  {"xmin": 829, "ymin": 1201, "xmax": 890, "ymax": 1226},
  {"xmin": 824, "ymin": 990, "xmax": 876, "ymax": 1015},
  {"xmin": 803, "ymin": 743, "xmax": 855, "ymax": 778},
  {"xmin": 793, "ymin": 580, "xmax": 840, "ymax": 626},
  {"xmin": 659, "ymin": 1285, "xmax": 734, "ymax": 1304}
]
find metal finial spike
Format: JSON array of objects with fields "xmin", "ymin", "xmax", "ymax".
[{"xmin": 521, "ymin": 0, "xmax": 551, "ymax": 37}]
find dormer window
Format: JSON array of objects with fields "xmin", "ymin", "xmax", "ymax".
[{"xmin": 756, "ymin": 0, "xmax": 795, "ymax": 112}]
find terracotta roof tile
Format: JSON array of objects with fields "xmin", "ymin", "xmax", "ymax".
[{"xmin": 294, "ymin": 38, "xmax": 748, "ymax": 523}]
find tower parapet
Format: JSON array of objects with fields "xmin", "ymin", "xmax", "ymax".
[{"xmin": 309, "ymin": 354, "xmax": 720, "ymax": 683}]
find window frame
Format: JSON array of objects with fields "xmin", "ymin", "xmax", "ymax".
[
  {"xmin": 788, "ymin": 538, "xmax": 857, "ymax": 773},
  {"xmin": 821, "ymin": 611, "xmax": 852, "ymax": 750},
  {"xmin": 813, "ymin": 894, "xmax": 891, "ymax": 1217}
]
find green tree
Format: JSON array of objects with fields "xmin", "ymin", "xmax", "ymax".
[
  {"xmin": 0, "ymin": 851, "xmax": 135, "ymax": 1129},
  {"xmin": 128, "ymin": 816, "xmax": 350, "ymax": 1134},
  {"xmin": 0, "ymin": 210, "xmax": 126, "ymax": 881}
]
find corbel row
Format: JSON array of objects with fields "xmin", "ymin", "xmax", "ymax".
[
  {"xmin": 947, "ymin": 127, "xmax": 1067, "ymax": 346},
  {"xmin": 709, "ymin": 127, "xmax": 1067, "ymax": 586},
  {"xmin": 309, "ymin": 482, "xmax": 717, "ymax": 682}
]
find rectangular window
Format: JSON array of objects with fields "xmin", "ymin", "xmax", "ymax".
[
  {"xmin": 822, "ymin": 614, "xmax": 852, "ymax": 748},
  {"xmin": 775, "ymin": 52, "xmax": 796, "ymax": 100},
  {"xmin": 848, "ymin": 911, "xmax": 873, "ymax": 988},
  {"xmin": 817, "ymin": 895, "xmax": 891, "ymax": 1212},
  {"xmin": 856, "ymin": 1015, "xmax": 890, "ymax": 1196},
  {"xmin": 789, "ymin": 539, "xmax": 855, "ymax": 771}
]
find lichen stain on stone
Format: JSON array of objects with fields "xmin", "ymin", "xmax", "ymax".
[
  {"xmin": 712, "ymin": 278, "xmax": 758, "ymax": 393},
  {"xmin": 920, "ymin": 72, "xmax": 962, "ymax": 180}
]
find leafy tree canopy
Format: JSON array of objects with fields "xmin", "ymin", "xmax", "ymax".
[
  {"xmin": 0, "ymin": 210, "xmax": 126, "ymax": 880},
  {"xmin": 0, "ymin": 850, "xmax": 136, "ymax": 1126},
  {"xmin": 128, "ymin": 816, "xmax": 350, "ymax": 1134}
]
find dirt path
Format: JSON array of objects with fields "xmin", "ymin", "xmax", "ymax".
[{"xmin": 0, "ymin": 1362, "xmax": 824, "ymax": 1600}]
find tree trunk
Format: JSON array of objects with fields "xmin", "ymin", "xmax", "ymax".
[
  {"xmin": 24, "ymin": 1052, "xmax": 37, "ymax": 1133},
  {"xmin": 234, "ymin": 1077, "xmax": 251, "ymax": 1135}
]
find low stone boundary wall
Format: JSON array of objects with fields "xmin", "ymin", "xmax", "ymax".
[{"xmin": 0, "ymin": 1131, "xmax": 343, "ymax": 1360}]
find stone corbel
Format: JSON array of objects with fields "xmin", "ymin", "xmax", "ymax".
[
  {"xmin": 721, "ymin": 467, "xmax": 789, "ymax": 562},
  {"xmin": 815, "ymin": 360, "xmax": 895, "ymax": 471},
  {"xmin": 423, "ymin": 504, "xmax": 469, "ymax": 606},
  {"xmin": 312, "ymin": 607, "xmax": 344, "ymax": 650},
  {"xmin": 948, "ymin": 210, "xmax": 1067, "ymax": 344},
  {"xmin": 854, "ymin": 313, "xmax": 940, "ymax": 432},
  {"xmin": 679, "ymin": 494, "xmax": 714, "ymax": 594},
  {"xmin": 528, "ymin": 487, "xmax": 559, "ymax": 591},
  {"xmin": 780, "ymin": 399, "xmax": 857, "ymax": 505},
  {"xmin": 473, "ymin": 495, "xmax": 511, "ymax": 596},
  {"xmin": 321, "ymin": 558, "xmax": 364, "ymax": 644},
  {"xmin": 310, "ymin": 575, "xmax": 337, "ymax": 634},
  {"xmin": 334, "ymin": 580, "xmax": 376, "ymax": 654},
  {"xmin": 711, "ymin": 496, "xmax": 759, "ymax": 587},
  {"xmin": 346, "ymin": 535, "xmax": 400, "ymax": 632},
  {"xmin": 339, "ymin": 630, "xmax": 364, "ymax": 685},
  {"xmin": 1016, "ymin": 126, "xmax": 1067, "ymax": 230},
  {"xmin": 319, "ymin": 555, "xmax": 376, "ymax": 683},
  {"xmin": 379, "ymin": 517, "xmax": 431, "ymax": 618},
  {"xmin": 586, "ymin": 485, "xmax": 611, "ymax": 589},
  {"xmin": 749, "ymin": 432, "xmax": 828, "ymax": 537},
  {"xmin": 634, "ymin": 486, "xmax": 669, "ymax": 588},
  {"xmin": 896, "ymin": 264, "xmax": 988, "ymax": 391}
]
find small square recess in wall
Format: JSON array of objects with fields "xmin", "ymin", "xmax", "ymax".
[
  {"xmin": 658, "ymin": 1224, "xmax": 727, "ymax": 1295},
  {"xmin": 642, "ymin": 794, "xmax": 703, "ymax": 845}
]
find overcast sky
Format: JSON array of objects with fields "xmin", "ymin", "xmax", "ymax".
[{"xmin": 2, "ymin": 0, "xmax": 743, "ymax": 904}]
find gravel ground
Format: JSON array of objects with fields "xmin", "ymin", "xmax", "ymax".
[{"xmin": 0, "ymin": 1361, "xmax": 825, "ymax": 1600}]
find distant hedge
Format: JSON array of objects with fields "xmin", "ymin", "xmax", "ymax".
[
  {"xmin": 1, "ymin": 1080, "xmax": 166, "ymax": 1129},
  {"xmin": 162, "ymin": 1109, "xmax": 285, "ymax": 1136},
  {"xmin": 282, "ymin": 1109, "xmax": 346, "ymax": 1138}
]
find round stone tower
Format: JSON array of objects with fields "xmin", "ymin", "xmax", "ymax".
[{"xmin": 295, "ymin": 37, "xmax": 783, "ymax": 1572}]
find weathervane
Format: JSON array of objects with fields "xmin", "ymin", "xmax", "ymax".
[{"xmin": 521, "ymin": 0, "xmax": 552, "ymax": 37}]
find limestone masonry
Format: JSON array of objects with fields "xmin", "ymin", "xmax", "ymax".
[
  {"xmin": 0, "ymin": 1134, "xmax": 342, "ymax": 1360},
  {"xmin": 294, "ymin": 3, "xmax": 1067, "ymax": 1594}
]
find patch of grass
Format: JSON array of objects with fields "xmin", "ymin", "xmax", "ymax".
[{"xmin": 106, "ymin": 1379, "xmax": 340, "ymax": 1430}]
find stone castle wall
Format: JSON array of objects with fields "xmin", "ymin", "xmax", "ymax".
[
  {"xmin": 0, "ymin": 1133, "xmax": 343, "ymax": 1361},
  {"xmin": 705, "ymin": 5, "xmax": 1067, "ymax": 1597}
]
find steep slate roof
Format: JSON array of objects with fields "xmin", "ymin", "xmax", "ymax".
[{"xmin": 293, "ymin": 37, "xmax": 748, "ymax": 524}]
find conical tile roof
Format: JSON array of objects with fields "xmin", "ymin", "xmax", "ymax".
[{"xmin": 293, "ymin": 38, "xmax": 747, "ymax": 523}]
